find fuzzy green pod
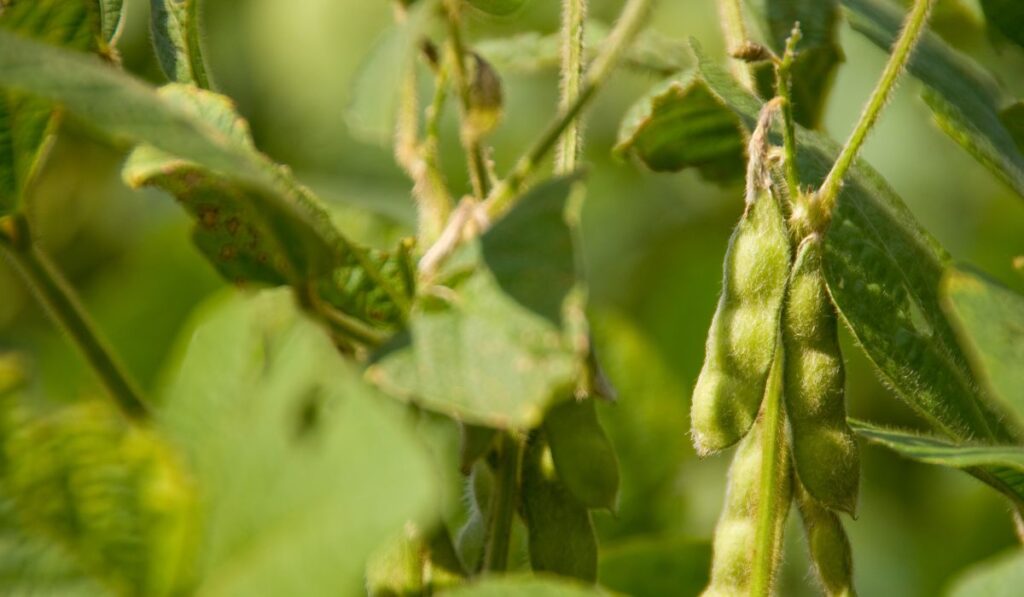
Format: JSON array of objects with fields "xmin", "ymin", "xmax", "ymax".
[
  {"xmin": 783, "ymin": 235, "xmax": 859, "ymax": 514},
  {"xmin": 544, "ymin": 398, "xmax": 620, "ymax": 510},
  {"xmin": 704, "ymin": 415, "xmax": 793, "ymax": 596},
  {"xmin": 796, "ymin": 484, "xmax": 856, "ymax": 597},
  {"xmin": 691, "ymin": 188, "xmax": 791, "ymax": 454},
  {"xmin": 520, "ymin": 433, "xmax": 598, "ymax": 582}
]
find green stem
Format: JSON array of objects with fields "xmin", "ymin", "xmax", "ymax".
[
  {"xmin": 716, "ymin": 0, "xmax": 755, "ymax": 91},
  {"xmin": 483, "ymin": 433, "xmax": 522, "ymax": 573},
  {"xmin": 444, "ymin": 1, "xmax": 491, "ymax": 200},
  {"xmin": 775, "ymin": 27, "xmax": 802, "ymax": 199},
  {"xmin": 817, "ymin": 0, "xmax": 934, "ymax": 214},
  {"xmin": 0, "ymin": 215, "xmax": 148, "ymax": 419},
  {"xmin": 556, "ymin": 0, "xmax": 587, "ymax": 175},
  {"xmin": 483, "ymin": 0, "xmax": 652, "ymax": 219},
  {"xmin": 751, "ymin": 342, "xmax": 788, "ymax": 596}
]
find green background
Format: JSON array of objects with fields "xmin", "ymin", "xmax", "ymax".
[{"xmin": 1, "ymin": 1, "xmax": 1022, "ymax": 594}]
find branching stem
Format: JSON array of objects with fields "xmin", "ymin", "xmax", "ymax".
[
  {"xmin": 482, "ymin": 0, "xmax": 652, "ymax": 220},
  {"xmin": 816, "ymin": 0, "xmax": 935, "ymax": 214},
  {"xmin": 444, "ymin": 1, "xmax": 491, "ymax": 200},
  {"xmin": 557, "ymin": 0, "xmax": 588, "ymax": 175},
  {"xmin": 776, "ymin": 26, "xmax": 802, "ymax": 199},
  {"xmin": 0, "ymin": 215, "xmax": 148, "ymax": 419},
  {"xmin": 716, "ymin": 0, "xmax": 755, "ymax": 91}
]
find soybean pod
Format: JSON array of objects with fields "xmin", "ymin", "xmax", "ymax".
[
  {"xmin": 783, "ymin": 235, "xmax": 859, "ymax": 514},
  {"xmin": 704, "ymin": 395, "xmax": 793, "ymax": 596},
  {"xmin": 691, "ymin": 186, "xmax": 791, "ymax": 454},
  {"xmin": 796, "ymin": 483, "xmax": 857, "ymax": 597}
]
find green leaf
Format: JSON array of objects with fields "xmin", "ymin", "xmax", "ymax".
[
  {"xmin": 122, "ymin": 84, "xmax": 326, "ymax": 286},
  {"xmin": 0, "ymin": 31, "xmax": 370, "ymax": 288},
  {"xmin": 751, "ymin": 0, "xmax": 843, "ymax": 129},
  {"xmin": 0, "ymin": 0, "xmax": 104, "ymax": 216},
  {"xmin": 979, "ymin": 0, "xmax": 1024, "ymax": 49},
  {"xmin": 521, "ymin": 435, "xmax": 598, "ymax": 583},
  {"xmin": 476, "ymin": 22, "xmax": 688, "ymax": 77},
  {"xmin": 367, "ymin": 177, "xmax": 584, "ymax": 429},
  {"xmin": 841, "ymin": 0, "xmax": 1024, "ymax": 200},
  {"xmin": 438, "ymin": 574, "xmax": 604, "ymax": 597},
  {"xmin": 0, "ymin": 498, "xmax": 104, "ymax": 597},
  {"xmin": 0, "ymin": 33, "xmax": 410, "ymax": 330},
  {"xmin": 691, "ymin": 45, "xmax": 1020, "ymax": 444},
  {"xmin": 160, "ymin": 289, "xmax": 437, "ymax": 596},
  {"xmin": 346, "ymin": 0, "xmax": 437, "ymax": 145},
  {"xmin": 941, "ymin": 266, "xmax": 1024, "ymax": 425},
  {"xmin": 466, "ymin": 0, "xmax": 526, "ymax": 17},
  {"xmin": 850, "ymin": 420, "xmax": 1024, "ymax": 506},
  {"xmin": 150, "ymin": 0, "xmax": 211, "ymax": 88},
  {"xmin": 0, "ymin": 399, "xmax": 199, "ymax": 596},
  {"xmin": 598, "ymin": 536, "xmax": 711, "ymax": 597},
  {"xmin": 615, "ymin": 70, "xmax": 745, "ymax": 182},
  {"xmin": 119, "ymin": 84, "xmax": 415, "ymax": 333},
  {"xmin": 948, "ymin": 549, "xmax": 1024, "ymax": 597},
  {"xmin": 99, "ymin": 0, "xmax": 125, "ymax": 44},
  {"xmin": 544, "ymin": 399, "xmax": 619, "ymax": 510}
]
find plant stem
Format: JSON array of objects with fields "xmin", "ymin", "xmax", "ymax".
[
  {"xmin": 444, "ymin": 1, "xmax": 491, "ymax": 200},
  {"xmin": 483, "ymin": 0, "xmax": 652, "ymax": 220},
  {"xmin": 716, "ymin": 0, "xmax": 755, "ymax": 91},
  {"xmin": 557, "ymin": 0, "xmax": 588, "ymax": 175},
  {"xmin": 775, "ymin": 27, "xmax": 802, "ymax": 199},
  {"xmin": 483, "ymin": 433, "xmax": 522, "ymax": 573},
  {"xmin": 816, "ymin": 0, "xmax": 934, "ymax": 214},
  {"xmin": 750, "ymin": 342, "xmax": 788, "ymax": 596},
  {"xmin": 0, "ymin": 215, "xmax": 148, "ymax": 420}
]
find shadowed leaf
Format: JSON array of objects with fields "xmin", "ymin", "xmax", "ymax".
[{"xmin": 615, "ymin": 70, "xmax": 745, "ymax": 182}]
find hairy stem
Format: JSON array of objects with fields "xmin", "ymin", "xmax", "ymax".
[
  {"xmin": 751, "ymin": 343, "xmax": 789, "ymax": 596},
  {"xmin": 483, "ymin": 433, "xmax": 523, "ymax": 572},
  {"xmin": 444, "ymin": 1, "xmax": 491, "ymax": 200},
  {"xmin": 556, "ymin": 0, "xmax": 588, "ymax": 174},
  {"xmin": 483, "ymin": 0, "xmax": 652, "ymax": 219},
  {"xmin": 817, "ymin": 0, "xmax": 934, "ymax": 214},
  {"xmin": 716, "ymin": 0, "xmax": 755, "ymax": 91},
  {"xmin": 776, "ymin": 27, "xmax": 802, "ymax": 200},
  {"xmin": 0, "ymin": 215, "xmax": 148, "ymax": 419}
]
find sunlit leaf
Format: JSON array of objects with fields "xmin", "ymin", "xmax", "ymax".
[
  {"xmin": 0, "ymin": 0, "xmax": 103, "ymax": 215},
  {"xmin": 692, "ymin": 45, "xmax": 1020, "ymax": 444},
  {"xmin": 150, "ymin": 0, "xmax": 211, "ymax": 88},
  {"xmin": 367, "ymin": 177, "xmax": 585, "ymax": 429},
  {"xmin": 161, "ymin": 289, "xmax": 437, "ymax": 596},
  {"xmin": 615, "ymin": 70, "xmax": 745, "ymax": 182},
  {"xmin": 750, "ymin": 0, "xmax": 843, "ymax": 129},
  {"xmin": 598, "ymin": 536, "xmax": 711, "ymax": 597},
  {"xmin": 947, "ymin": 549, "xmax": 1024, "ymax": 597},
  {"xmin": 941, "ymin": 266, "xmax": 1024, "ymax": 425},
  {"xmin": 841, "ymin": 0, "xmax": 1024, "ymax": 200},
  {"xmin": 850, "ymin": 419, "xmax": 1024, "ymax": 504}
]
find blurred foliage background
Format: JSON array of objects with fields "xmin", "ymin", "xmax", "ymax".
[{"xmin": 1, "ymin": 1, "xmax": 1022, "ymax": 594}]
